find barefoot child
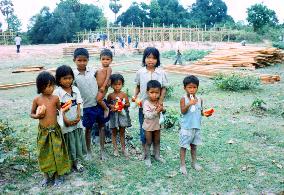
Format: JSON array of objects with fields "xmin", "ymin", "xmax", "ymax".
[
  {"xmin": 73, "ymin": 48, "xmax": 109, "ymax": 160},
  {"xmin": 107, "ymin": 74, "xmax": 131, "ymax": 157},
  {"xmin": 54, "ymin": 65, "xmax": 87, "ymax": 172},
  {"xmin": 179, "ymin": 75, "xmax": 212, "ymax": 175},
  {"xmin": 143, "ymin": 80, "xmax": 165, "ymax": 167},
  {"xmin": 133, "ymin": 47, "xmax": 168, "ymax": 159},
  {"xmin": 96, "ymin": 49, "xmax": 113, "ymax": 118},
  {"xmin": 30, "ymin": 71, "xmax": 70, "ymax": 186}
]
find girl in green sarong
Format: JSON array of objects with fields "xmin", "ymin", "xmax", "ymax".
[{"xmin": 30, "ymin": 71, "xmax": 71, "ymax": 187}]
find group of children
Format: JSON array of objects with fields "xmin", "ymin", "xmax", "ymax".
[{"xmin": 30, "ymin": 46, "xmax": 212, "ymax": 186}]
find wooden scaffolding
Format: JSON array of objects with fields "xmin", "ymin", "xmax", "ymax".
[
  {"xmin": 0, "ymin": 31, "xmax": 16, "ymax": 45},
  {"xmin": 75, "ymin": 26, "xmax": 234, "ymax": 43}
]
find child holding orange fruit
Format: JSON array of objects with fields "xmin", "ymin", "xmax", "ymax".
[{"xmin": 179, "ymin": 75, "xmax": 213, "ymax": 175}]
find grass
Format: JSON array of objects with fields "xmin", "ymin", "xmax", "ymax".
[{"xmin": 0, "ymin": 48, "xmax": 284, "ymax": 194}]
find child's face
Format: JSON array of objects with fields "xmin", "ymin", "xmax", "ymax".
[
  {"xmin": 74, "ymin": 55, "xmax": 88, "ymax": 71},
  {"xmin": 59, "ymin": 75, "xmax": 73, "ymax": 89},
  {"xmin": 101, "ymin": 55, "xmax": 112, "ymax": 67},
  {"xmin": 43, "ymin": 83, "xmax": 55, "ymax": 95},
  {"xmin": 184, "ymin": 83, "xmax": 198, "ymax": 95},
  {"xmin": 145, "ymin": 54, "xmax": 157, "ymax": 68},
  {"xmin": 147, "ymin": 87, "xmax": 161, "ymax": 101},
  {"xmin": 111, "ymin": 80, "xmax": 123, "ymax": 92}
]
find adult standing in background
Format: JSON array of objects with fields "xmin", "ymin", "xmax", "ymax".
[{"xmin": 14, "ymin": 34, "xmax": 22, "ymax": 53}]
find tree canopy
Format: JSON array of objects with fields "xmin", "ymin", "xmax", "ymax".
[
  {"xmin": 27, "ymin": 0, "xmax": 106, "ymax": 44},
  {"xmin": 247, "ymin": 3, "xmax": 278, "ymax": 32},
  {"xmin": 0, "ymin": 0, "xmax": 22, "ymax": 31}
]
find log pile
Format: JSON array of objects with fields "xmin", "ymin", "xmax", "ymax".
[
  {"xmin": 194, "ymin": 46, "xmax": 284, "ymax": 68},
  {"xmin": 12, "ymin": 65, "xmax": 45, "ymax": 73},
  {"xmin": 163, "ymin": 46, "xmax": 283, "ymax": 84},
  {"xmin": 63, "ymin": 44, "xmax": 100, "ymax": 56}
]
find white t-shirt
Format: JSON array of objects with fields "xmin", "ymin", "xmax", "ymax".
[{"xmin": 15, "ymin": 36, "xmax": 22, "ymax": 45}]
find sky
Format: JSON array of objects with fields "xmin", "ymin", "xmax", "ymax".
[{"xmin": 0, "ymin": 0, "xmax": 284, "ymax": 32}]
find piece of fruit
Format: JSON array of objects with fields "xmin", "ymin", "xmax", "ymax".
[
  {"xmin": 62, "ymin": 100, "xmax": 72, "ymax": 109},
  {"xmin": 203, "ymin": 108, "xmax": 214, "ymax": 116}
]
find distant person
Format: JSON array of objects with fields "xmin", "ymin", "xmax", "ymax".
[
  {"xmin": 134, "ymin": 35, "xmax": 139, "ymax": 48},
  {"xmin": 174, "ymin": 49, "xmax": 183, "ymax": 65},
  {"xmin": 127, "ymin": 34, "xmax": 132, "ymax": 48},
  {"xmin": 14, "ymin": 34, "xmax": 22, "ymax": 53},
  {"xmin": 30, "ymin": 71, "xmax": 71, "ymax": 186},
  {"xmin": 96, "ymin": 33, "xmax": 101, "ymax": 42},
  {"xmin": 110, "ymin": 41, "xmax": 115, "ymax": 56},
  {"xmin": 241, "ymin": 40, "xmax": 246, "ymax": 46}
]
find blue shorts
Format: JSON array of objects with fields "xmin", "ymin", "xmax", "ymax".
[
  {"xmin": 83, "ymin": 103, "xmax": 109, "ymax": 129},
  {"xmin": 139, "ymin": 108, "xmax": 146, "ymax": 144}
]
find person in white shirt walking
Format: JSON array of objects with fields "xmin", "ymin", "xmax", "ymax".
[{"xmin": 14, "ymin": 34, "xmax": 22, "ymax": 53}]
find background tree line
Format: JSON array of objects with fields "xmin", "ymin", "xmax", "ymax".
[{"xmin": 0, "ymin": 0, "xmax": 283, "ymax": 44}]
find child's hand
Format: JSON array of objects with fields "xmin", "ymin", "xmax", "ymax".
[
  {"xmin": 189, "ymin": 99, "xmax": 197, "ymax": 106},
  {"xmin": 110, "ymin": 104, "xmax": 117, "ymax": 112},
  {"xmin": 156, "ymin": 104, "xmax": 164, "ymax": 113},
  {"xmin": 36, "ymin": 105, "xmax": 46, "ymax": 118},
  {"xmin": 99, "ymin": 87, "xmax": 105, "ymax": 93}
]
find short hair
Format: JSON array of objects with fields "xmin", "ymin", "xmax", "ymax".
[
  {"xmin": 73, "ymin": 48, "xmax": 89, "ymax": 59},
  {"xmin": 183, "ymin": 75, "xmax": 199, "ymax": 87},
  {"xmin": 36, "ymin": 71, "xmax": 56, "ymax": 94},
  {"xmin": 110, "ymin": 73, "xmax": 124, "ymax": 85},
  {"xmin": 100, "ymin": 48, "xmax": 113, "ymax": 59},
  {"xmin": 147, "ymin": 80, "xmax": 162, "ymax": 91},
  {"xmin": 55, "ymin": 65, "xmax": 74, "ymax": 86},
  {"xmin": 142, "ymin": 47, "xmax": 160, "ymax": 67}
]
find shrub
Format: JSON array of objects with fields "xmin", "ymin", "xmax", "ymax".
[
  {"xmin": 164, "ymin": 108, "xmax": 180, "ymax": 129},
  {"xmin": 273, "ymin": 42, "xmax": 284, "ymax": 50},
  {"xmin": 0, "ymin": 120, "xmax": 16, "ymax": 152},
  {"xmin": 161, "ymin": 49, "xmax": 210, "ymax": 61},
  {"xmin": 251, "ymin": 98, "xmax": 266, "ymax": 109},
  {"xmin": 165, "ymin": 85, "xmax": 174, "ymax": 100},
  {"xmin": 214, "ymin": 73, "xmax": 260, "ymax": 91}
]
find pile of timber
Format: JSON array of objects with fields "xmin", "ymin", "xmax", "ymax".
[
  {"xmin": 163, "ymin": 65, "xmax": 280, "ymax": 84},
  {"xmin": 0, "ymin": 81, "xmax": 35, "ymax": 90},
  {"xmin": 63, "ymin": 44, "xmax": 100, "ymax": 56},
  {"xmin": 194, "ymin": 46, "xmax": 284, "ymax": 68},
  {"xmin": 12, "ymin": 65, "xmax": 45, "ymax": 73}
]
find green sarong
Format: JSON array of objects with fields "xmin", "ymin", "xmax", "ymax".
[{"xmin": 37, "ymin": 123, "xmax": 71, "ymax": 176}]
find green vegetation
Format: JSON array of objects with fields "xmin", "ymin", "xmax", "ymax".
[
  {"xmin": 273, "ymin": 42, "xmax": 284, "ymax": 50},
  {"xmin": 214, "ymin": 73, "xmax": 260, "ymax": 91},
  {"xmin": 162, "ymin": 49, "xmax": 210, "ymax": 62}
]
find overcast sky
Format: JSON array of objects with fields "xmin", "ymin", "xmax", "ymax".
[{"xmin": 0, "ymin": 0, "xmax": 284, "ymax": 31}]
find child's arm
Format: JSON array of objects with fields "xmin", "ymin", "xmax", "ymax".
[
  {"xmin": 159, "ymin": 87, "xmax": 166, "ymax": 105},
  {"xmin": 107, "ymin": 93, "xmax": 117, "ymax": 112},
  {"xmin": 30, "ymin": 98, "xmax": 41, "ymax": 119},
  {"xmin": 180, "ymin": 97, "xmax": 193, "ymax": 114},
  {"xmin": 100, "ymin": 67, "xmax": 112, "ymax": 91}
]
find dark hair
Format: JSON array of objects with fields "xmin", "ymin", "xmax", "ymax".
[
  {"xmin": 55, "ymin": 65, "xmax": 74, "ymax": 86},
  {"xmin": 36, "ymin": 71, "xmax": 56, "ymax": 94},
  {"xmin": 100, "ymin": 48, "xmax": 113, "ymax": 59},
  {"xmin": 110, "ymin": 74, "xmax": 124, "ymax": 85},
  {"xmin": 142, "ymin": 47, "xmax": 160, "ymax": 67},
  {"xmin": 183, "ymin": 75, "xmax": 199, "ymax": 87},
  {"xmin": 73, "ymin": 48, "xmax": 89, "ymax": 59},
  {"xmin": 147, "ymin": 80, "xmax": 162, "ymax": 91}
]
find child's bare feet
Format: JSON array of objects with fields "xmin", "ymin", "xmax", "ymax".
[
  {"xmin": 74, "ymin": 163, "xmax": 84, "ymax": 172},
  {"xmin": 180, "ymin": 166, "xmax": 187, "ymax": 175},
  {"xmin": 113, "ymin": 150, "xmax": 120, "ymax": 157},
  {"xmin": 145, "ymin": 158, "xmax": 152, "ymax": 167},
  {"xmin": 155, "ymin": 156, "xmax": 165, "ymax": 163},
  {"xmin": 40, "ymin": 178, "xmax": 51, "ymax": 187},
  {"xmin": 122, "ymin": 149, "xmax": 129, "ymax": 159},
  {"xmin": 191, "ymin": 163, "xmax": 203, "ymax": 171},
  {"xmin": 104, "ymin": 107, "xmax": 109, "ymax": 118},
  {"xmin": 100, "ymin": 151, "xmax": 107, "ymax": 160},
  {"xmin": 53, "ymin": 176, "xmax": 64, "ymax": 187}
]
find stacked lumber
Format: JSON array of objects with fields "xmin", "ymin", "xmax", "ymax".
[
  {"xmin": 194, "ymin": 46, "xmax": 284, "ymax": 68},
  {"xmin": 0, "ymin": 81, "xmax": 35, "ymax": 90},
  {"xmin": 63, "ymin": 44, "xmax": 100, "ymax": 56},
  {"xmin": 12, "ymin": 65, "xmax": 45, "ymax": 73},
  {"xmin": 163, "ymin": 65, "xmax": 281, "ymax": 84}
]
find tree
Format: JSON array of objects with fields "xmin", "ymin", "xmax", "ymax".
[
  {"xmin": 0, "ymin": 0, "xmax": 13, "ymax": 30},
  {"xmin": 116, "ymin": 2, "xmax": 150, "ymax": 26},
  {"xmin": 247, "ymin": 4, "xmax": 278, "ymax": 32},
  {"xmin": 6, "ymin": 13, "xmax": 21, "ymax": 32},
  {"xmin": 28, "ymin": 0, "xmax": 105, "ymax": 44},
  {"xmin": 189, "ymin": 0, "xmax": 232, "ymax": 27},
  {"xmin": 109, "ymin": 0, "xmax": 122, "ymax": 22}
]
